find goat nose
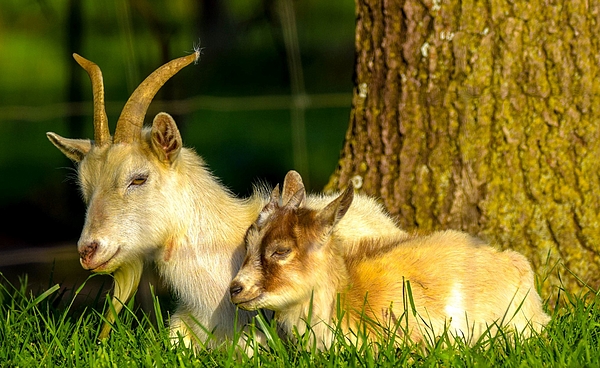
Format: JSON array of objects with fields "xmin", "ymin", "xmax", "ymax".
[
  {"xmin": 230, "ymin": 282, "xmax": 244, "ymax": 297},
  {"xmin": 79, "ymin": 241, "xmax": 98, "ymax": 263}
]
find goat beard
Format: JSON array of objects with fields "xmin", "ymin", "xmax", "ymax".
[{"xmin": 98, "ymin": 259, "xmax": 144, "ymax": 339}]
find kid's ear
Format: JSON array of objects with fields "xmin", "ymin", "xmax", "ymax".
[
  {"xmin": 46, "ymin": 132, "xmax": 92, "ymax": 162},
  {"xmin": 256, "ymin": 184, "xmax": 280, "ymax": 228},
  {"xmin": 269, "ymin": 184, "xmax": 281, "ymax": 205},
  {"xmin": 281, "ymin": 170, "xmax": 305, "ymax": 206},
  {"xmin": 286, "ymin": 188, "xmax": 306, "ymax": 210},
  {"xmin": 316, "ymin": 183, "xmax": 354, "ymax": 234},
  {"xmin": 150, "ymin": 112, "xmax": 182, "ymax": 164}
]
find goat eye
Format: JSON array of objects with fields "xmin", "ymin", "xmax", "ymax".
[
  {"xmin": 129, "ymin": 174, "xmax": 148, "ymax": 187},
  {"xmin": 271, "ymin": 248, "xmax": 291, "ymax": 259}
]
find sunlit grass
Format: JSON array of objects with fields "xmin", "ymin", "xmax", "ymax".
[{"xmin": 1, "ymin": 272, "xmax": 598, "ymax": 367}]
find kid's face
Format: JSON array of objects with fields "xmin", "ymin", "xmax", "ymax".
[{"xmin": 230, "ymin": 207, "xmax": 320, "ymax": 311}]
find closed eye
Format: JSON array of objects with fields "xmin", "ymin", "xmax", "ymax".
[
  {"xmin": 271, "ymin": 248, "xmax": 291, "ymax": 259},
  {"xmin": 128, "ymin": 174, "xmax": 148, "ymax": 187}
]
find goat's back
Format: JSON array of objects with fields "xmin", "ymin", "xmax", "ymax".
[
  {"xmin": 345, "ymin": 230, "xmax": 550, "ymax": 342},
  {"xmin": 306, "ymin": 193, "xmax": 406, "ymax": 258}
]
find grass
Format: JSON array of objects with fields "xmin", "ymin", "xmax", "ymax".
[{"xmin": 1, "ymin": 272, "xmax": 599, "ymax": 367}]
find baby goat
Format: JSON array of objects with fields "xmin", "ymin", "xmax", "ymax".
[
  {"xmin": 46, "ymin": 52, "xmax": 405, "ymax": 350},
  {"xmin": 230, "ymin": 184, "xmax": 551, "ymax": 350}
]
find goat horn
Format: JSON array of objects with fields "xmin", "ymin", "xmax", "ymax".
[
  {"xmin": 113, "ymin": 51, "xmax": 199, "ymax": 144},
  {"xmin": 73, "ymin": 53, "xmax": 110, "ymax": 147}
]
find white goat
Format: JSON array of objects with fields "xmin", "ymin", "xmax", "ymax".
[
  {"xmin": 46, "ymin": 51, "xmax": 405, "ymax": 349},
  {"xmin": 230, "ymin": 183, "xmax": 551, "ymax": 350}
]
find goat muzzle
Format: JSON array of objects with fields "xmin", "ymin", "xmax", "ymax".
[{"xmin": 78, "ymin": 241, "xmax": 99, "ymax": 269}]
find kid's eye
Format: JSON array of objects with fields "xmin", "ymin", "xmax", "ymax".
[{"xmin": 271, "ymin": 248, "xmax": 291, "ymax": 259}]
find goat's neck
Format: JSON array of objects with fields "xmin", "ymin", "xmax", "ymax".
[
  {"xmin": 155, "ymin": 155, "xmax": 265, "ymax": 300},
  {"xmin": 278, "ymin": 245, "xmax": 349, "ymax": 349}
]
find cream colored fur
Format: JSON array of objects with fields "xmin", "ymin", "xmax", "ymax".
[{"xmin": 231, "ymin": 185, "xmax": 551, "ymax": 350}]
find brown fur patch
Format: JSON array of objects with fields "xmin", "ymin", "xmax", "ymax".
[
  {"xmin": 247, "ymin": 206, "xmax": 325, "ymax": 297},
  {"xmin": 163, "ymin": 236, "xmax": 177, "ymax": 262}
]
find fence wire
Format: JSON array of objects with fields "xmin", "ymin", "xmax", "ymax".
[{"xmin": 0, "ymin": 93, "xmax": 352, "ymax": 122}]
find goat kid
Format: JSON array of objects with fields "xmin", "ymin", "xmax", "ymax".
[
  {"xmin": 230, "ymin": 183, "xmax": 551, "ymax": 350},
  {"xmin": 46, "ymin": 52, "xmax": 405, "ymax": 349}
]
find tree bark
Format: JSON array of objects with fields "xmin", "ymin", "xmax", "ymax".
[{"xmin": 326, "ymin": 0, "xmax": 600, "ymax": 296}]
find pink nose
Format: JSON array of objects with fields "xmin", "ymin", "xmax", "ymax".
[{"xmin": 79, "ymin": 241, "xmax": 98, "ymax": 265}]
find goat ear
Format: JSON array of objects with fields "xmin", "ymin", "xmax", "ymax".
[
  {"xmin": 256, "ymin": 184, "xmax": 280, "ymax": 228},
  {"xmin": 282, "ymin": 170, "xmax": 305, "ymax": 206},
  {"xmin": 46, "ymin": 132, "xmax": 92, "ymax": 162},
  {"xmin": 286, "ymin": 188, "xmax": 306, "ymax": 210},
  {"xmin": 150, "ymin": 112, "xmax": 182, "ymax": 164},
  {"xmin": 269, "ymin": 184, "xmax": 281, "ymax": 205},
  {"xmin": 316, "ymin": 183, "xmax": 354, "ymax": 233}
]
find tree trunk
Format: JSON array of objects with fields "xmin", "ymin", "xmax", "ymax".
[{"xmin": 326, "ymin": 0, "xmax": 600, "ymax": 297}]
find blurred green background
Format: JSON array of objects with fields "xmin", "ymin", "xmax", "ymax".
[{"xmin": 0, "ymin": 0, "xmax": 355, "ymax": 290}]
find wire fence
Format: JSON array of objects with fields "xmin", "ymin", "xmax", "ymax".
[
  {"xmin": 0, "ymin": 93, "xmax": 352, "ymax": 122},
  {"xmin": 0, "ymin": 244, "xmax": 76, "ymax": 267}
]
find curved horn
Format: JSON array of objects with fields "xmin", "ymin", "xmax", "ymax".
[
  {"xmin": 73, "ymin": 53, "xmax": 110, "ymax": 147},
  {"xmin": 114, "ymin": 52, "xmax": 199, "ymax": 144}
]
